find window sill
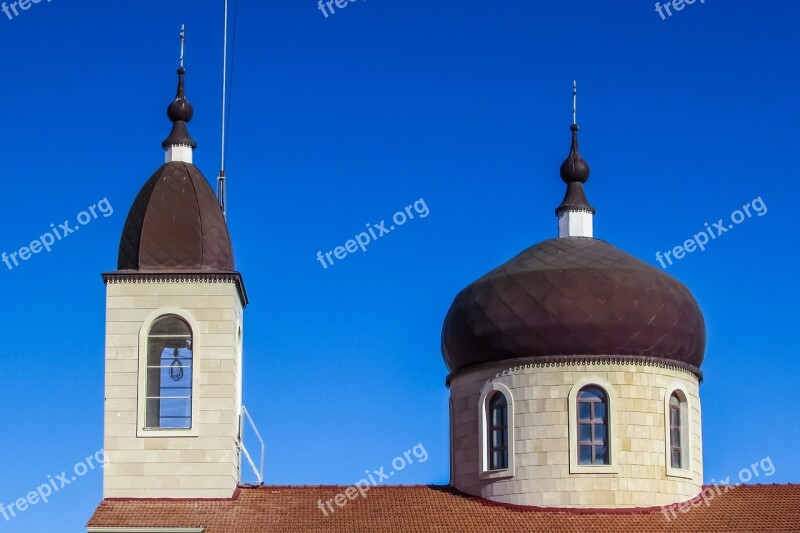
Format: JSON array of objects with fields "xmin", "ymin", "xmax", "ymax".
[
  {"xmin": 569, "ymin": 464, "xmax": 620, "ymax": 474},
  {"xmin": 666, "ymin": 467, "xmax": 693, "ymax": 480},
  {"xmin": 137, "ymin": 426, "xmax": 199, "ymax": 438},
  {"xmin": 479, "ymin": 468, "xmax": 515, "ymax": 481}
]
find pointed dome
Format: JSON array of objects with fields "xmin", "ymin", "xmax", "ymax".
[
  {"xmin": 117, "ymin": 163, "xmax": 234, "ymax": 271},
  {"xmin": 116, "ymin": 67, "xmax": 233, "ymax": 272}
]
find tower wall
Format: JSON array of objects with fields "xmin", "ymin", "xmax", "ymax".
[
  {"xmin": 450, "ymin": 360, "xmax": 703, "ymax": 508},
  {"xmin": 103, "ymin": 279, "xmax": 243, "ymax": 499}
]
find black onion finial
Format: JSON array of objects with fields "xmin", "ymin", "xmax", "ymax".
[
  {"xmin": 162, "ymin": 25, "xmax": 197, "ymax": 150},
  {"xmin": 167, "ymin": 67, "xmax": 194, "ymax": 124},
  {"xmin": 559, "ymin": 123, "xmax": 590, "ymax": 184},
  {"xmin": 555, "ymin": 82, "xmax": 594, "ymax": 217}
]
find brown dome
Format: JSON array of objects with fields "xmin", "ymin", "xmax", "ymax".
[
  {"xmin": 442, "ymin": 237, "xmax": 705, "ymax": 375},
  {"xmin": 117, "ymin": 162, "xmax": 234, "ymax": 271}
]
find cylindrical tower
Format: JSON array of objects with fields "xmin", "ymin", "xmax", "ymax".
[{"xmin": 441, "ymin": 116, "xmax": 706, "ymax": 508}]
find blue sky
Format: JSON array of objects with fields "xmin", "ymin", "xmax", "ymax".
[{"xmin": 0, "ymin": 0, "xmax": 798, "ymax": 530}]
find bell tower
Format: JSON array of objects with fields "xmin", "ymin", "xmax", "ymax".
[{"xmin": 101, "ymin": 41, "xmax": 247, "ymax": 499}]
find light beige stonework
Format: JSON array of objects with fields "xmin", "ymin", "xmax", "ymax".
[
  {"xmin": 450, "ymin": 360, "xmax": 703, "ymax": 508},
  {"xmin": 103, "ymin": 280, "xmax": 244, "ymax": 499}
]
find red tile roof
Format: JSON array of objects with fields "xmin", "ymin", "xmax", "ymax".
[{"xmin": 87, "ymin": 484, "xmax": 800, "ymax": 532}]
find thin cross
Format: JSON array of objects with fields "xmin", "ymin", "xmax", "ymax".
[
  {"xmin": 572, "ymin": 80, "xmax": 577, "ymax": 126},
  {"xmin": 180, "ymin": 24, "xmax": 185, "ymax": 69}
]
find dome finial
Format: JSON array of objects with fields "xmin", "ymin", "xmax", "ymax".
[
  {"xmin": 163, "ymin": 24, "xmax": 197, "ymax": 160},
  {"xmin": 572, "ymin": 79, "xmax": 577, "ymax": 127},
  {"xmin": 180, "ymin": 24, "xmax": 185, "ymax": 70},
  {"xmin": 559, "ymin": 81, "xmax": 590, "ymax": 184},
  {"xmin": 556, "ymin": 81, "xmax": 595, "ymax": 237}
]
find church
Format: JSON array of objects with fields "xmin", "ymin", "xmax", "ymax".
[{"xmin": 86, "ymin": 57, "xmax": 800, "ymax": 532}]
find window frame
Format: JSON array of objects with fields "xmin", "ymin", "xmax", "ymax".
[
  {"xmin": 136, "ymin": 308, "xmax": 201, "ymax": 438},
  {"xmin": 664, "ymin": 385, "xmax": 692, "ymax": 479},
  {"xmin": 478, "ymin": 381, "xmax": 515, "ymax": 480},
  {"xmin": 568, "ymin": 377, "xmax": 619, "ymax": 474},
  {"xmin": 669, "ymin": 394, "xmax": 681, "ymax": 468},
  {"xmin": 488, "ymin": 393, "xmax": 509, "ymax": 470},
  {"xmin": 144, "ymin": 316, "xmax": 194, "ymax": 430},
  {"xmin": 576, "ymin": 386, "xmax": 609, "ymax": 466}
]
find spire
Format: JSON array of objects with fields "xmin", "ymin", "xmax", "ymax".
[
  {"xmin": 163, "ymin": 25, "xmax": 197, "ymax": 163},
  {"xmin": 556, "ymin": 81, "xmax": 595, "ymax": 238}
]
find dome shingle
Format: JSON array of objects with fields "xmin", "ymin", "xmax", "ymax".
[
  {"xmin": 441, "ymin": 237, "xmax": 706, "ymax": 375},
  {"xmin": 117, "ymin": 162, "xmax": 233, "ymax": 272}
]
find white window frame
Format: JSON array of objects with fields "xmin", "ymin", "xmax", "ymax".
[
  {"xmin": 136, "ymin": 308, "xmax": 201, "ymax": 438},
  {"xmin": 664, "ymin": 384, "xmax": 692, "ymax": 479},
  {"xmin": 478, "ymin": 381, "xmax": 515, "ymax": 480},
  {"xmin": 568, "ymin": 377, "xmax": 619, "ymax": 474}
]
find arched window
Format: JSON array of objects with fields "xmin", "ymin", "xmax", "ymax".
[
  {"xmin": 487, "ymin": 393, "xmax": 509, "ymax": 470},
  {"xmin": 577, "ymin": 386, "xmax": 609, "ymax": 465},
  {"xmin": 145, "ymin": 316, "xmax": 193, "ymax": 429},
  {"xmin": 669, "ymin": 393, "xmax": 683, "ymax": 469},
  {"xmin": 478, "ymin": 383, "xmax": 515, "ymax": 479},
  {"xmin": 664, "ymin": 387, "xmax": 691, "ymax": 477}
]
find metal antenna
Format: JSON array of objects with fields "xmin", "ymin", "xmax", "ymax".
[
  {"xmin": 180, "ymin": 25, "xmax": 185, "ymax": 69},
  {"xmin": 217, "ymin": 0, "xmax": 229, "ymax": 218},
  {"xmin": 572, "ymin": 80, "xmax": 577, "ymax": 125}
]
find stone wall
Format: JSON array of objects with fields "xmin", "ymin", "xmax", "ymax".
[
  {"xmin": 450, "ymin": 360, "xmax": 703, "ymax": 507},
  {"xmin": 103, "ymin": 280, "xmax": 243, "ymax": 499}
]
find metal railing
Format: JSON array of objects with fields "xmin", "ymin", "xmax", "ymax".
[{"xmin": 239, "ymin": 405, "xmax": 265, "ymax": 484}]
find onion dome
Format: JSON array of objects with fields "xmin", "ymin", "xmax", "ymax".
[
  {"xmin": 117, "ymin": 67, "xmax": 233, "ymax": 272},
  {"xmin": 441, "ymin": 238, "xmax": 706, "ymax": 375},
  {"xmin": 441, "ymin": 93, "xmax": 706, "ymax": 377}
]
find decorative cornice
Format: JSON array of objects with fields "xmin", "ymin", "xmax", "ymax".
[
  {"xmin": 446, "ymin": 354, "xmax": 702, "ymax": 388},
  {"xmin": 556, "ymin": 204, "xmax": 596, "ymax": 216},
  {"xmin": 102, "ymin": 270, "xmax": 248, "ymax": 308}
]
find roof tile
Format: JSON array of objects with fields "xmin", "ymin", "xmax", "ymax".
[{"xmin": 87, "ymin": 484, "xmax": 800, "ymax": 532}]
